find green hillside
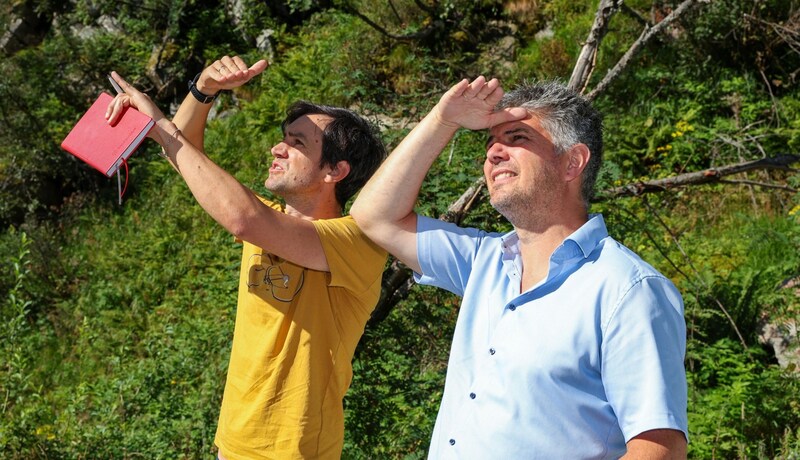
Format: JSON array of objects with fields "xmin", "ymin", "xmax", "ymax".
[{"xmin": 2, "ymin": 1, "xmax": 799, "ymax": 458}]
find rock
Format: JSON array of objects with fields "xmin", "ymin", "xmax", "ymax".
[{"xmin": 758, "ymin": 276, "xmax": 800, "ymax": 373}]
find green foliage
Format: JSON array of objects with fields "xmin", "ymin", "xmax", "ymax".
[
  {"xmin": 344, "ymin": 287, "xmax": 456, "ymax": 458},
  {"xmin": 687, "ymin": 340, "xmax": 800, "ymax": 459},
  {"xmin": 1, "ymin": 0, "xmax": 800, "ymax": 458},
  {"xmin": 513, "ymin": 0, "xmax": 594, "ymax": 82}
]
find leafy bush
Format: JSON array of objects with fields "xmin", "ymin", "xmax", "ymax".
[{"xmin": 1, "ymin": 1, "xmax": 799, "ymax": 458}]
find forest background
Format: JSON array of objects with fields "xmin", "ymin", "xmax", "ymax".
[{"xmin": 1, "ymin": 0, "xmax": 800, "ymax": 458}]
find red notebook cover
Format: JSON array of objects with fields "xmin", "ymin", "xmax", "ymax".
[{"xmin": 61, "ymin": 92, "xmax": 154, "ymax": 177}]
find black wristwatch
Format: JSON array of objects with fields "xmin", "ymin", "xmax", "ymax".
[{"xmin": 188, "ymin": 72, "xmax": 219, "ymax": 104}]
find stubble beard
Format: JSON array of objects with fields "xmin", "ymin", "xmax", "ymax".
[
  {"xmin": 489, "ymin": 170, "xmax": 560, "ymax": 230},
  {"xmin": 491, "ymin": 192, "xmax": 546, "ymax": 228}
]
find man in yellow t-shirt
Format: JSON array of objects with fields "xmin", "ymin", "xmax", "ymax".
[
  {"xmin": 217, "ymin": 201, "xmax": 386, "ymax": 458},
  {"xmin": 106, "ymin": 55, "xmax": 387, "ymax": 459}
]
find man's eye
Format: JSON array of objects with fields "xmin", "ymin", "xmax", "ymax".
[{"xmin": 512, "ymin": 135, "xmax": 527, "ymax": 142}]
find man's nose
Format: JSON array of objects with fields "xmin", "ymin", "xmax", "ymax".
[
  {"xmin": 486, "ymin": 143, "xmax": 508, "ymax": 164},
  {"xmin": 271, "ymin": 142, "xmax": 288, "ymax": 158}
]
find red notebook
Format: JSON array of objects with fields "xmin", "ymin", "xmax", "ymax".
[{"xmin": 61, "ymin": 92, "xmax": 154, "ymax": 177}]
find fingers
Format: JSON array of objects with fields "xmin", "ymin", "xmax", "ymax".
[
  {"xmin": 104, "ymin": 71, "xmax": 165, "ymax": 124},
  {"xmin": 480, "ymin": 78, "xmax": 503, "ymax": 105},
  {"xmin": 448, "ymin": 76, "xmax": 501, "ymax": 106},
  {"xmin": 105, "ymin": 73, "xmax": 136, "ymax": 125},
  {"xmin": 210, "ymin": 55, "xmax": 268, "ymax": 80},
  {"xmin": 109, "ymin": 71, "xmax": 138, "ymax": 96},
  {"xmin": 217, "ymin": 55, "xmax": 247, "ymax": 77},
  {"xmin": 105, "ymin": 93, "xmax": 131, "ymax": 125},
  {"xmin": 460, "ymin": 76, "xmax": 488, "ymax": 100},
  {"xmin": 489, "ymin": 107, "xmax": 530, "ymax": 128}
]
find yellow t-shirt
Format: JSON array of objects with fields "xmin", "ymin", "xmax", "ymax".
[{"xmin": 215, "ymin": 202, "xmax": 387, "ymax": 460}]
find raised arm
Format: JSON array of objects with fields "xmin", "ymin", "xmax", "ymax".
[
  {"xmin": 172, "ymin": 55, "xmax": 268, "ymax": 156},
  {"xmin": 105, "ymin": 72, "xmax": 331, "ymax": 272},
  {"xmin": 350, "ymin": 77, "xmax": 527, "ymax": 273}
]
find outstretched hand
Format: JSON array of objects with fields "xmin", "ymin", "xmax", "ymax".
[
  {"xmin": 105, "ymin": 72, "xmax": 178, "ymax": 148},
  {"xmin": 434, "ymin": 76, "xmax": 528, "ymax": 131},
  {"xmin": 195, "ymin": 55, "xmax": 269, "ymax": 95},
  {"xmin": 105, "ymin": 71, "xmax": 165, "ymax": 128}
]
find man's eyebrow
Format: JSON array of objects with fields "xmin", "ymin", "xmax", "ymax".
[
  {"xmin": 485, "ymin": 127, "xmax": 531, "ymax": 148},
  {"xmin": 286, "ymin": 129, "xmax": 308, "ymax": 141}
]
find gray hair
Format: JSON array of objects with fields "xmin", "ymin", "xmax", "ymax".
[{"xmin": 497, "ymin": 80, "xmax": 603, "ymax": 208}]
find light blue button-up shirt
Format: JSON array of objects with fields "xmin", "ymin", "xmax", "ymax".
[{"xmin": 415, "ymin": 214, "xmax": 688, "ymax": 459}]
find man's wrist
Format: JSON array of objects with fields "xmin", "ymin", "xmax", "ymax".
[
  {"xmin": 430, "ymin": 106, "xmax": 462, "ymax": 131},
  {"xmin": 188, "ymin": 72, "xmax": 219, "ymax": 104}
]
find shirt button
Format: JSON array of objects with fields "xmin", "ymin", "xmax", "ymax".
[
  {"xmin": 449, "ymin": 439, "xmax": 456, "ymax": 446},
  {"xmin": 508, "ymin": 304, "xmax": 516, "ymax": 311},
  {"xmin": 489, "ymin": 348, "xmax": 496, "ymax": 355},
  {"xmin": 469, "ymin": 392, "xmax": 476, "ymax": 399}
]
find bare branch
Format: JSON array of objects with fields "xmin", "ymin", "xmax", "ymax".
[
  {"xmin": 568, "ymin": 0, "xmax": 623, "ymax": 93},
  {"xmin": 439, "ymin": 177, "xmax": 487, "ymax": 225},
  {"xmin": 339, "ymin": 1, "xmax": 437, "ymax": 41},
  {"xmin": 718, "ymin": 179, "xmax": 798, "ymax": 192},
  {"xmin": 586, "ymin": 0, "xmax": 704, "ymax": 101},
  {"xmin": 620, "ymin": 3, "xmax": 650, "ymax": 28},
  {"xmin": 595, "ymin": 154, "xmax": 800, "ymax": 201},
  {"xmin": 368, "ymin": 259, "xmax": 415, "ymax": 327},
  {"xmin": 387, "ymin": 0, "xmax": 404, "ymax": 23}
]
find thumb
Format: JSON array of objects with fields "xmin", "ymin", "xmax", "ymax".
[{"xmin": 248, "ymin": 59, "xmax": 269, "ymax": 76}]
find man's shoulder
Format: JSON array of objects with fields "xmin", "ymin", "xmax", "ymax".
[
  {"xmin": 602, "ymin": 237, "xmax": 664, "ymax": 273},
  {"xmin": 314, "ymin": 215, "xmax": 387, "ymax": 262},
  {"xmin": 312, "ymin": 214, "xmax": 360, "ymax": 234},
  {"xmin": 255, "ymin": 194, "xmax": 285, "ymax": 212}
]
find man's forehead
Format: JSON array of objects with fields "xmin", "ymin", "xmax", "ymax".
[
  {"xmin": 286, "ymin": 114, "xmax": 333, "ymax": 137},
  {"xmin": 485, "ymin": 114, "xmax": 555, "ymax": 149},
  {"xmin": 488, "ymin": 114, "xmax": 539, "ymax": 136}
]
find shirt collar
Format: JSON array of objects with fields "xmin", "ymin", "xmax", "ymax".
[
  {"xmin": 500, "ymin": 214, "xmax": 608, "ymax": 259},
  {"xmin": 561, "ymin": 213, "xmax": 608, "ymax": 259}
]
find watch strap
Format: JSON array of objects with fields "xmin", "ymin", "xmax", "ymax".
[{"xmin": 188, "ymin": 72, "xmax": 218, "ymax": 104}]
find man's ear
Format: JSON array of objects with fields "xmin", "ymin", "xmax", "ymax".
[
  {"xmin": 565, "ymin": 143, "xmax": 590, "ymax": 183},
  {"xmin": 325, "ymin": 160, "xmax": 351, "ymax": 183}
]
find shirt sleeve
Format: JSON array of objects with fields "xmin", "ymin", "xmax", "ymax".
[
  {"xmin": 312, "ymin": 215, "xmax": 387, "ymax": 295},
  {"xmin": 415, "ymin": 216, "xmax": 486, "ymax": 297},
  {"xmin": 601, "ymin": 275, "xmax": 689, "ymax": 443}
]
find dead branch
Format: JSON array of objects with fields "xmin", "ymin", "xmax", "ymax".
[
  {"xmin": 586, "ymin": 0, "xmax": 704, "ymax": 101},
  {"xmin": 439, "ymin": 177, "xmax": 487, "ymax": 225},
  {"xmin": 718, "ymin": 179, "xmax": 798, "ymax": 192},
  {"xmin": 620, "ymin": 4, "xmax": 650, "ymax": 28},
  {"xmin": 339, "ymin": 2, "xmax": 437, "ymax": 41},
  {"xmin": 595, "ymin": 154, "xmax": 800, "ymax": 201},
  {"xmin": 568, "ymin": 0, "xmax": 623, "ymax": 94},
  {"xmin": 368, "ymin": 259, "xmax": 415, "ymax": 326}
]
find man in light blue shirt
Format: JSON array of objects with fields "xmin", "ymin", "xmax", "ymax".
[{"xmin": 351, "ymin": 77, "xmax": 688, "ymax": 458}]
